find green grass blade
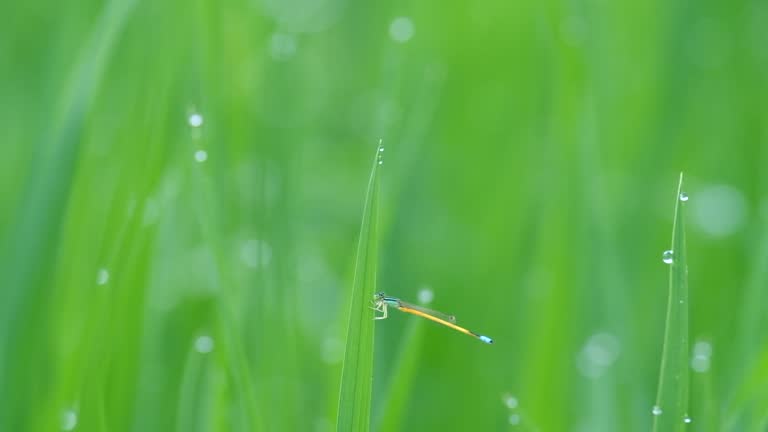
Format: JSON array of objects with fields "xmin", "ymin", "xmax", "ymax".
[
  {"xmin": 375, "ymin": 315, "xmax": 425, "ymax": 432},
  {"xmin": 723, "ymin": 349, "xmax": 768, "ymax": 430},
  {"xmin": 0, "ymin": 1, "xmax": 136, "ymax": 428},
  {"xmin": 336, "ymin": 142, "xmax": 384, "ymax": 432},
  {"xmin": 727, "ymin": 203, "xmax": 768, "ymax": 424},
  {"xmin": 652, "ymin": 172, "xmax": 690, "ymax": 431}
]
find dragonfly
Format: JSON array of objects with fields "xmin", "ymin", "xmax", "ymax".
[{"xmin": 372, "ymin": 292, "xmax": 493, "ymax": 344}]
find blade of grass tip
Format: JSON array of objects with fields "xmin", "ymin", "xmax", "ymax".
[
  {"xmin": 336, "ymin": 142, "xmax": 384, "ymax": 432},
  {"xmin": 652, "ymin": 172, "xmax": 690, "ymax": 431}
]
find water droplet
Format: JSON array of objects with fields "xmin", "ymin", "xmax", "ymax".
[
  {"xmin": 96, "ymin": 268, "xmax": 109, "ymax": 285},
  {"xmin": 576, "ymin": 332, "xmax": 621, "ymax": 378},
  {"xmin": 194, "ymin": 150, "xmax": 208, "ymax": 162},
  {"xmin": 690, "ymin": 184, "xmax": 746, "ymax": 237},
  {"xmin": 652, "ymin": 405, "xmax": 663, "ymax": 416},
  {"xmin": 502, "ymin": 394, "xmax": 518, "ymax": 409},
  {"xmin": 188, "ymin": 113, "xmax": 204, "ymax": 128},
  {"xmin": 679, "ymin": 192, "xmax": 689, "ymax": 202},
  {"xmin": 61, "ymin": 409, "xmax": 77, "ymax": 431},
  {"xmin": 194, "ymin": 335, "xmax": 214, "ymax": 354},
  {"xmin": 389, "ymin": 17, "xmax": 415, "ymax": 43},
  {"xmin": 269, "ymin": 32, "xmax": 298, "ymax": 60},
  {"xmin": 378, "ymin": 160, "xmax": 383, "ymax": 165},
  {"xmin": 240, "ymin": 239, "xmax": 273, "ymax": 269},
  {"xmin": 662, "ymin": 250, "xmax": 674, "ymax": 264},
  {"xmin": 508, "ymin": 413, "xmax": 521, "ymax": 425},
  {"xmin": 691, "ymin": 340, "xmax": 712, "ymax": 373},
  {"xmin": 417, "ymin": 288, "xmax": 434, "ymax": 304},
  {"xmin": 693, "ymin": 340, "xmax": 712, "ymax": 357},
  {"xmin": 684, "ymin": 416, "xmax": 692, "ymax": 423}
]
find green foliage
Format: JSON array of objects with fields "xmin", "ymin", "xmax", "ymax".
[
  {"xmin": 1, "ymin": 1, "xmax": 767, "ymax": 431},
  {"xmin": 376, "ymin": 317, "xmax": 425, "ymax": 432},
  {"xmin": 653, "ymin": 173, "xmax": 690, "ymax": 432},
  {"xmin": 336, "ymin": 144, "xmax": 382, "ymax": 431}
]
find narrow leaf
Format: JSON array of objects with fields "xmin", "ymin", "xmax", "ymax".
[
  {"xmin": 653, "ymin": 172, "xmax": 690, "ymax": 431},
  {"xmin": 336, "ymin": 142, "xmax": 384, "ymax": 432},
  {"xmin": 376, "ymin": 315, "xmax": 425, "ymax": 432}
]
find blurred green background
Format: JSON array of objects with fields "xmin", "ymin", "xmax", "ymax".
[{"xmin": 2, "ymin": 0, "xmax": 767, "ymax": 430}]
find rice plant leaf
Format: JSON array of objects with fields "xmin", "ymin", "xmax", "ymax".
[
  {"xmin": 0, "ymin": 1, "xmax": 137, "ymax": 428},
  {"xmin": 723, "ymin": 349, "xmax": 768, "ymax": 430},
  {"xmin": 376, "ymin": 317, "xmax": 425, "ymax": 432},
  {"xmin": 652, "ymin": 172, "xmax": 690, "ymax": 431},
  {"xmin": 336, "ymin": 143, "xmax": 383, "ymax": 432}
]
